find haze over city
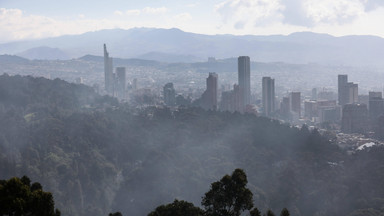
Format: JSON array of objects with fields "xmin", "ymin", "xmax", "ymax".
[{"xmin": 1, "ymin": 1, "xmax": 384, "ymax": 216}]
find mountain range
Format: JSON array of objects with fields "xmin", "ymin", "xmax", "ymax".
[{"xmin": 1, "ymin": 28, "xmax": 384, "ymax": 67}]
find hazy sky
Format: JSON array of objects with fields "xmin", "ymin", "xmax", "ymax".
[{"xmin": 1, "ymin": 0, "xmax": 384, "ymax": 43}]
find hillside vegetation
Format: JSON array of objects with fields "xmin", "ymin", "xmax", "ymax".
[{"xmin": 1, "ymin": 75, "xmax": 384, "ymax": 216}]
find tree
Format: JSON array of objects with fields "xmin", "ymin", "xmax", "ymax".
[
  {"xmin": 202, "ymin": 169, "xmax": 254, "ymax": 216},
  {"xmin": 280, "ymin": 208, "xmax": 290, "ymax": 216},
  {"xmin": 250, "ymin": 208, "xmax": 262, "ymax": 216},
  {"xmin": 0, "ymin": 176, "xmax": 60, "ymax": 216},
  {"xmin": 109, "ymin": 212, "xmax": 123, "ymax": 216},
  {"xmin": 266, "ymin": 209, "xmax": 275, "ymax": 216},
  {"xmin": 148, "ymin": 199, "xmax": 203, "ymax": 216}
]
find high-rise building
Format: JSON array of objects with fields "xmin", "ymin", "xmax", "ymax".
[
  {"xmin": 238, "ymin": 56, "xmax": 251, "ymax": 111},
  {"xmin": 262, "ymin": 77, "xmax": 275, "ymax": 117},
  {"xmin": 346, "ymin": 82, "xmax": 358, "ymax": 104},
  {"xmin": 220, "ymin": 84, "xmax": 241, "ymax": 113},
  {"xmin": 290, "ymin": 92, "xmax": 301, "ymax": 117},
  {"xmin": 280, "ymin": 97, "xmax": 290, "ymax": 120},
  {"xmin": 369, "ymin": 91, "xmax": 384, "ymax": 121},
  {"xmin": 304, "ymin": 100, "xmax": 317, "ymax": 118},
  {"xmin": 163, "ymin": 83, "xmax": 176, "ymax": 106},
  {"xmin": 104, "ymin": 44, "xmax": 114, "ymax": 95},
  {"xmin": 311, "ymin": 88, "xmax": 318, "ymax": 100},
  {"xmin": 341, "ymin": 103, "xmax": 369, "ymax": 133},
  {"xmin": 201, "ymin": 73, "xmax": 218, "ymax": 110},
  {"xmin": 338, "ymin": 74, "xmax": 358, "ymax": 106},
  {"xmin": 115, "ymin": 67, "xmax": 126, "ymax": 99},
  {"xmin": 338, "ymin": 74, "xmax": 348, "ymax": 106}
]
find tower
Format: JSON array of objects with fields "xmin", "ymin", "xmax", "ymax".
[
  {"xmin": 201, "ymin": 73, "xmax": 218, "ymax": 110},
  {"xmin": 104, "ymin": 44, "xmax": 114, "ymax": 95},
  {"xmin": 338, "ymin": 74, "xmax": 348, "ymax": 106},
  {"xmin": 115, "ymin": 67, "xmax": 126, "ymax": 99},
  {"xmin": 290, "ymin": 92, "xmax": 301, "ymax": 117},
  {"xmin": 262, "ymin": 77, "xmax": 275, "ymax": 117},
  {"xmin": 238, "ymin": 56, "xmax": 251, "ymax": 111}
]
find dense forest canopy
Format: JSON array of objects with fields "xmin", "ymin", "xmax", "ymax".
[{"xmin": 0, "ymin": 74, "xmax": 384, "ymax": 216}]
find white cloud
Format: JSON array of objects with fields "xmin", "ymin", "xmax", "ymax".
[
  {"xmin": 142, "ymin": 7, "xmax": 168, "ymax": 14},
  {"xmin": 174, "ymin": 13, "xmax": 192, "ymax": 22},
  {"xmin": 125, "ymin": 9, "xmax": 141, "ymax": 16},
  {"xmin": 114, "ymin": 10, "xmax": 124, "ymax": 16},
  {"xmin": 215, "ymin": 0, "xmax": 284, "ymax": 29},
  {"xmin": 303, "ymin": 0, "xmax": 365, "ymax": 24}
]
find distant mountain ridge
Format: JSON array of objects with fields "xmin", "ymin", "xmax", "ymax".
[
  {"xmin": 1, "ymin": 28, "xmax": 384, "ymax": 66},
  {"xmin": 17, "ymin": 46, "xmax": 70, "ymax": 60}
]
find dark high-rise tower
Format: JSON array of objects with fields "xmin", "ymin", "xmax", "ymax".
[
  {"xmin": 290, "ymin": 92, "xmax": 301, "ymax": 117},
  {"xmin": 104, "ymin": 44, "xmax": 114, "ymax": 95},
  {"xmin": 262, "ymin": 77, "xmax": 275, "ymax": 117},
  {"xmin": 238, "ymin": 56, "xmax": 251, "ymax": 111},
  {"xmin": 369, "ymin": 91, "xmax": 384, "ymax": 121},
  {"xmin": 338, "ymin": 74, "xmax": 348, "ymax": 106},
  {"xmin": 201, "ymin": 73, "xmax": 218, "ymax": 110}
]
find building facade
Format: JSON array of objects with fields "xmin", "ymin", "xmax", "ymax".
[
  {"xmin": 262, "ymin": 77, "xmax": 275, "ymax": 117},
  {"xmin": 238, "ymin": 56, "xmax": 251, "ymax": 111}
]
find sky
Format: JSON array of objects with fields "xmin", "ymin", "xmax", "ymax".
[{"xmin": 1, "ymin": 0, "xmax": 384, "ymax": 43}]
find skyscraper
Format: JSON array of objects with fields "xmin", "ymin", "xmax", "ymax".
[
  {"xmin": 238, "ymin": 56, "xmax": 251, "ymax": 111},
  {"xmin": 341, "ymin": 103, "xmax": 368, "ymax": 133},
  {"xmin": 369, "ymin": 91, "xmax": 384, "ymax": 121},
  {"xmin": 290, "ymin": 92, "xmax": 301, "ymax": 117},
  {"xmin": 115, "ymin": 67, "xmax": 126, "ymax": 99},
  {"xmin": 262, "ymin": 77, "xmax": 275, "ymax": 117},
  {"xmin": 338, "ymin": 74, "xmax": 348, "ymax": 106},
  {"xmin": 346, "ymin": 82, "xmax": 358, "ymax": 104},
  {"xmin": 104, "ymin": 44, "xmax": 114, "ymax": 95},
  {"xmin": 201, "ymin": 73, "xmax": 218, "ymax": 110}
]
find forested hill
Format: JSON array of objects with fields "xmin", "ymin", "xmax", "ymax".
[{"xmin": 1, "ymin": 75, "xmax": 384, "ymax": 216}]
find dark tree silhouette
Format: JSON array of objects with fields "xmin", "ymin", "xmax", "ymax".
[
  {"xmin": 202, "ymin": 169, "xmax": 253, "ymax": 216},
  {"xmin": 0, "ymin": 176, "xmax": 60, "ymax": 216},
  {"xmin": 250, "ymin": 208, "xmax": 262, "ymax": 216},
  {"xmin": 280, "ymin": 208, "xmax": 290, "ymax": 216},
  {"xmin": 148, "ymin": 199, "xmax": 203, "ymax": 216},
  {"xmin": 266, "ymin": 209, "xmax": 275, "ymax": 216}
]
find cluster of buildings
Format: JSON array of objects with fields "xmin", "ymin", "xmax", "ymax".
[
  {"xmin": 103, "ymin": 44, "xmax": 383, "ymax": 135},
  {"xmin": 104, "ymin": 44, "xmax": 126, "ymax": 99}
]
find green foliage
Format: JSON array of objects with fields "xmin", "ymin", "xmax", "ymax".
[
  {"xmin": 250, "ymin": 208, "xmax": 262, "ymax": 216},
  {"xmin": 148, "ymin": 199, "xmax": 203, "ymax": 216},
  {"xmin": 0, "ymin": 176, "xmax": 60, "ymax": 216},
  {"xmin": 202, "ymin": 169, "xmax": 253, "ymax": 216},
  {"xmin": 280, "ymin": 208, "xmax": 289, "ymax": 216},
  {"xmin": 266, "ymin": 209, "xmax": 275, "ymax": 216}
]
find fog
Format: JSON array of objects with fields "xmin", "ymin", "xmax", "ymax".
[{"xmin": 1, "ymin": 29, "xmax": 384, "ymax": 216}]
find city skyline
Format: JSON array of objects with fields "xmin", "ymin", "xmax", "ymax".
[{"xmin": 1, "ymin": 0, "xmax": 384, "ymax": 43}]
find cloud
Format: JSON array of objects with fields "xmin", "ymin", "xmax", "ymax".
[
  {"xmin": 215, "ymin": 0, "xmax": 284, "ymax": 29},
  {"xmin": 142, "ymin": 7, "xmax": 168, "ymax": 14},
  {"xmin": 126, "ymin": 9, "xmax": 141, "ymax": 16},
  {"xmin": 115, "ymin": 7, "xmax": 168, "ymax": 16},
  {"xmin": 364, "ymin": 0, "xmax": 384, "ymax": 11},
  {"xmin": 302, "ymin": 0, "xmax": 365, "ymax": 24},
  {"xmin": 114, "ymin": 10, "xmax": 124, "ymax": 16},
  {"xmin": 173, "ymin": 13, "xmax": 192, "ymax": 22},
  {"xmin": 215, "ymin": 0, "xmax": 384, "ymax": 28},
  {"xmin": 0, "ymin": 8, "xmax": 59, "ymax": 42}
]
